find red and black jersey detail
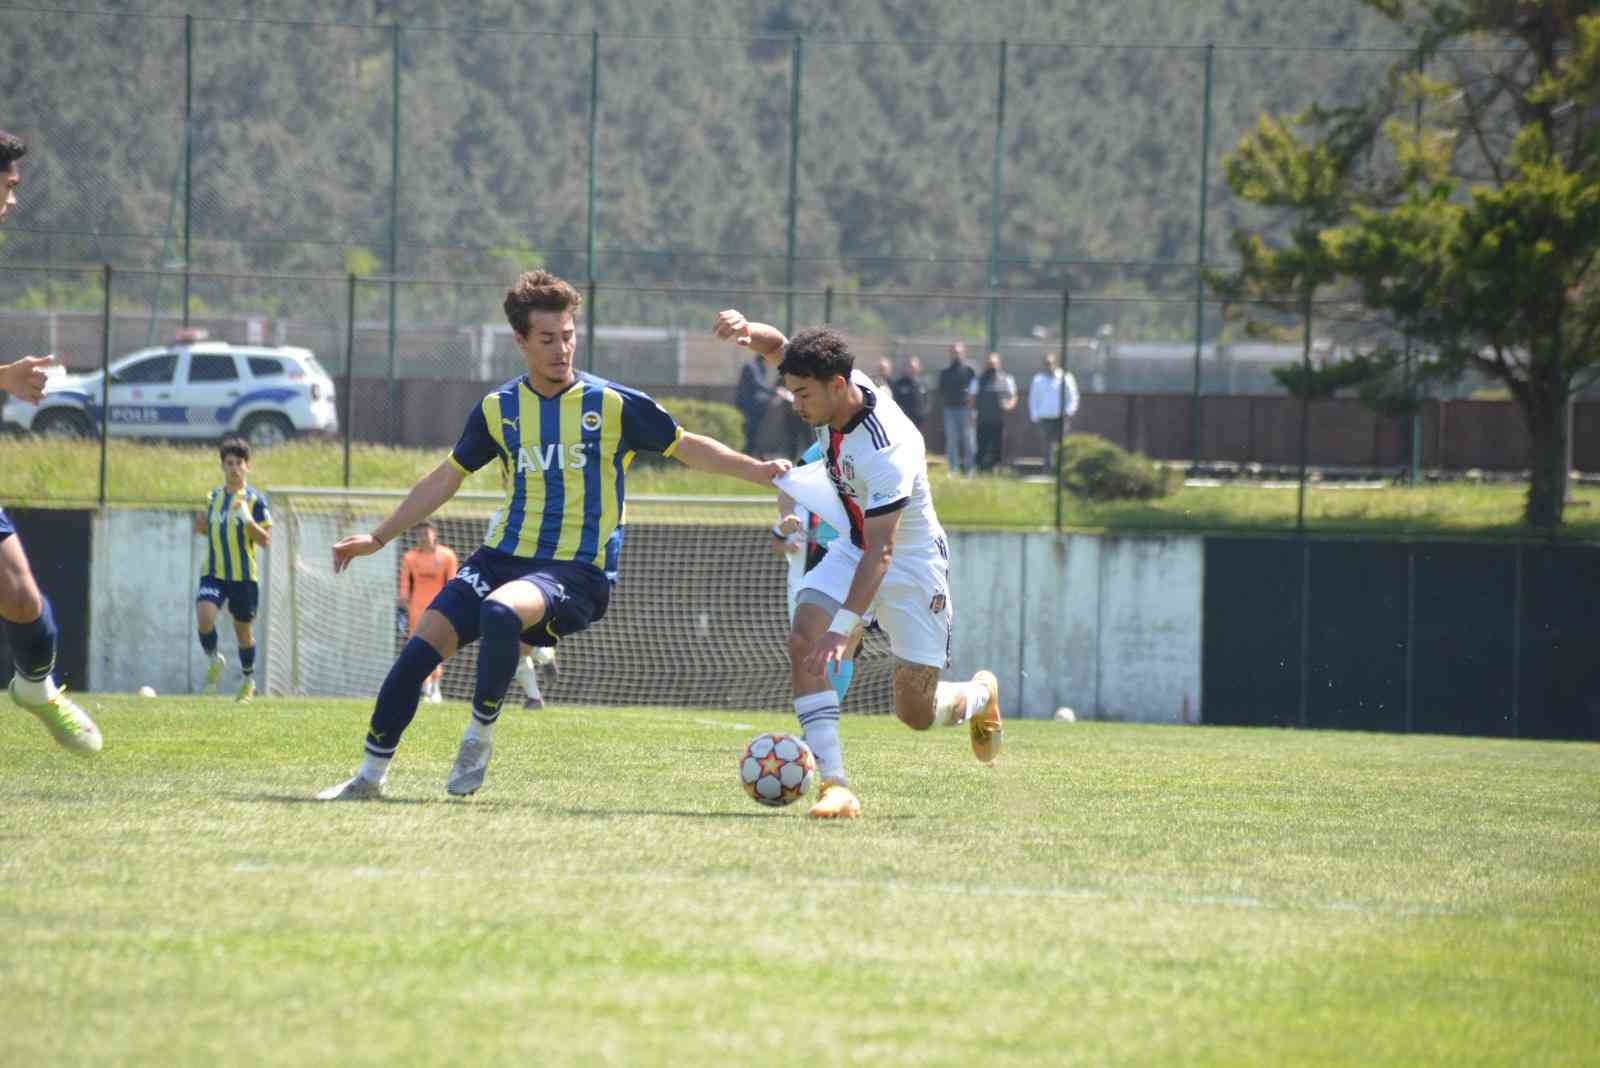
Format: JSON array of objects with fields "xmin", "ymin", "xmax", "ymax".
[{"xmin": 826, "ymin": 427, "xmax": 868, "ymax": 548}]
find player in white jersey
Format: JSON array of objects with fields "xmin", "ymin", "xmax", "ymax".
[{"xmin": 714, "ymin": 309, "xmax": 1002, "ymax": 819}]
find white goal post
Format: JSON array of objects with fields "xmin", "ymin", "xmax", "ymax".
[{"xmin": 261, "ymin": 487, "xmax": 894, "ymax": 713}]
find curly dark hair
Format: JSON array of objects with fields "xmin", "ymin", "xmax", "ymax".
[
  {"xmin": 777, "ymin": 327, "xmax": 855, "ymax": 382},
  {"xmin": 0, "ymin": 130, "xmax": 27, "ymax": 171},
  {"xmin": 503, "ymin": 270, "xmax": 583, "ymax": 337}
]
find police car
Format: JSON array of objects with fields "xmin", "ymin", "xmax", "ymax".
[{"xmin": 1, "ymin": 332, "xmax": 339, "ymax": 446}]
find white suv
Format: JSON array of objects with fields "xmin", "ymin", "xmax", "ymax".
[{"xmin": 1, "ymin": 340, "xmax": 339, "ymax": 447}]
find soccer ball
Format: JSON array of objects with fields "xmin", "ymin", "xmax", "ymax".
[
  {"xmin": 529, "ymin": 645, "xmax": 556, "ymax": 668},
  {"xmin": 739, "ymin": 732, "xmax": 816, "ymax": 808}
]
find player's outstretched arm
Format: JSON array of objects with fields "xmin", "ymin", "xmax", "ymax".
[
  {"xmin": 0, "ymin": 354, "xmax": 57, "ymax": 404},
  {"xmin": 712, "ymin": 309, "xmax": 787, "ymax": 367},
  {"xmin": 332, "ymin": 459, "xmax": 465, "ymax": 573},
  {"xmin": 673, "ymin": 431, "xmax": 791, "ymax": 486}
]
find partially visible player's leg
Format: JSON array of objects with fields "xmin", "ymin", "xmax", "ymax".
[
  {"xmin": 1, "ymin": 523, "xmax": 101, "ymax": 753},
  {"xmin": 450, "ymin": 564, "xmax": 605, "ymax": 796},
  {"xmin": 195, "ymin": 589, "xmax": 226, "ymax": 691},
  {"xmin": 232, "ymin": 618, "xmax": 256, "ymax": 703},
  {"xmin": 515, "ymin": 641, "xmax": 545, "ymax": 709},
  {"xmin": 874, "ymin": 562, "xmax": 1001, "ymax": 762},
  {"xmin": 788, "ymin": 610, "xmax": 860, "ymax": 818},
  {"xmin": 230, "ymin": 581, "xmax": 260, "ymax": 703},
  {"xmin": 318, "ymin": 608, "xmax": 458, "ymax": 801}
]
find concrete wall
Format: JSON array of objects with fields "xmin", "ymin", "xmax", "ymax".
[
  {"xmin": 88, "ymin": 509, "xmax": 271, "ymax": 696},
  {"xmin": 84, "ymin": 508, "xmax": 1206, "ymax": 721},
  {"xmin": 948, "ymin": 531, "xmax": 1203, "ymax": 723}
]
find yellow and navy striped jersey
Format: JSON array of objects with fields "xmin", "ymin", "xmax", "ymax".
[
  {"xmin": 201, "ymin": 483, "xmax": 272, "ymax": 582},
  {"xmin": 447, "ymin": 372, "xmax": 683, "ymax": 579}
]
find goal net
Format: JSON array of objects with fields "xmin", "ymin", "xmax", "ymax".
[{"xmin": 261, "ymin": 487, "xmax": 895, "ymax": 714}]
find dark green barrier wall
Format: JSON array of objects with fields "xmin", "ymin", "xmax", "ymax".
[
  {"xmin": 1204, "ymin": 537, "xmax": 1600, "ymax": 742},
  {"xmin": 1520, "ymin": 546, "xmax": 1600, "ymax": 741},
  {"xmin": 1201, "ymin": 538, "xmax": 1303, "ymax": 729},
  {"xmin": 0, "ymin": 507, "xmax": 92, "ymax": 691}
]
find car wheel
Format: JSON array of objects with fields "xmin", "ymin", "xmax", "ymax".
[
  {"xmin": 238, "ymin": 413, "xmax": 294, "ymax": 449},
  {"xmin": 33, "ymin": 409, "xmax": 94, "ymax": 439}
]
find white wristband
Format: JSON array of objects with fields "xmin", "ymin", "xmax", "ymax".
[{"xmin": 827, "ymin": 608, "xmax": 861, "ymax": 635}]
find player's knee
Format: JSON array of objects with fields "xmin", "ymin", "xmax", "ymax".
[
  {"xmin": 784, "ymin": 628, "xmax": 812, "ymax": 669},
  {"xmin": 0, "ymin": 576, "xmax": 43, "ymax": 623},
  {"xmin": 479, "ymin": 599, "xmax": 523, "ymax": 644}
]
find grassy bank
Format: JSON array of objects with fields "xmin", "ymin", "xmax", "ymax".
[{"xmin": 2, "ymin": 438, "xmax": 1596, "ymax": 539}]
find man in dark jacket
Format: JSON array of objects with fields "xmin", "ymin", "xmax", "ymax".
[
  {"xmin": 937, "ymin": 343, "xmax": 977, "ymax": 475},
  {"xmin": 735, "ymin": 352, "xmax": 776, "ymax": 454},
  {"xmin": 889, "ymin": 355, "xmax": 928, "ymax": 433}
]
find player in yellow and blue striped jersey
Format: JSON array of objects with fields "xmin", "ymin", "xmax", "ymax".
[
  {"xmin": 317, "ymin": 270, "xmax": 791, "ymax": 801},
  {"xmin": 191, "ymin": 435, "xmax": 272, "ymax": 702}
]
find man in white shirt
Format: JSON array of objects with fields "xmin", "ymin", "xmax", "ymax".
[
  {"xmin": 1028, "ymin": 351, "xmax": 1079, "ymax": 472},
  {"xmin": 713, "ymin": 309, "xmax": 1004, "ymax": 820}
]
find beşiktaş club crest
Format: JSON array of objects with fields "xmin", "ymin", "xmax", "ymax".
[{"xmin": 581, "ymin": 411, "xmax": 602, "ymax": 432}]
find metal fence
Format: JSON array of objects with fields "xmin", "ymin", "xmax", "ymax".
[{"xmin": 1, "ymin": 8, "xmax": 1424, "ymax": 345}]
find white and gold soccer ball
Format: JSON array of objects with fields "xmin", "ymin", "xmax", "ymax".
[{"xmin": 739, "ymin": 732, "xmax": 816, "ymax": 808}]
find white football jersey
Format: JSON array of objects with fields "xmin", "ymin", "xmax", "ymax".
[{"xmin": 817, "ymin": 369, "xmax": 945, "ymax": 554}]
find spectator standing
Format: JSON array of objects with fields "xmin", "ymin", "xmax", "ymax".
[
  {"xmin": 889, "ymin": 355, "xmax": 928, "ymax": 434},
  {"xmin": 735, "ymin": 351, "xmax": 776, "ymax": 453},
  {"xmin": 1027, "ymin": 351, "xmax": 1079, "ymax": 472},
  {"xmin": 971, "ymin": 351, "xmax": 1018, "ymax": 473},
  {"xmin": 937, "ymin": 343, "xmax": 978, "ymax": 475},
  {"xmin": 874, "ymin": 358, "xmax": 893, "ymax": 387}
]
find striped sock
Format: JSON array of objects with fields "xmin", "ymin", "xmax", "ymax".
[{"xmin": 795, "ymin": 689, "xmax": 845, "ymax": 784}]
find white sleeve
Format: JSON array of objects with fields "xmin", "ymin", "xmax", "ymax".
[
  {"xmin": 1065, "ymin": 372, "xmax": 1080, "ymax": 416},
  {"xmin": 861, "ymin": 442, "xmax": 916, "ymax": 515}
]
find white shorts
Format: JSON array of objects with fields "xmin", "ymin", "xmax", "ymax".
[{"xmin": 798, "ymin": 539, "xmax": 952, "ymax": 668}]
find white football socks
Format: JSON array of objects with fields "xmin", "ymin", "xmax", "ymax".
[
  {"xmin": 358, "ymin": 753, "xmax": 391, "ymax": 782},
  {"xmin": 933, "ymin": 680, "xmax": 985, "ymax": 726},
  {"xmin": 11, "ymin": 672, "xmax": 57, "ymax": 705},
  {"xmin": 794, "ymin": 689, "xmax": 846, "ymax": 784},
  {"xmin": 464, "ymin": 717, "xmax": 495, "ymax": 743}
]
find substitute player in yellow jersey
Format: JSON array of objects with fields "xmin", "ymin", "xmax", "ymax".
[
  {"xmin": 318, "ymin": 270, "xmax": 789, "ymax": 800},
  {"xmin": 192, "ymin": 436, "xmax": 272, "ymax": 702}
]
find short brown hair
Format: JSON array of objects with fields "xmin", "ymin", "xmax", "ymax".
[
  {"xmin": 503, "ymin": 270, "xmax": 582, "ymax": 337},
  {"xmin": 0, "ymin": 130, "xmax": 27, "ymax": 171},
  {"xmin": 220, "ymin": 435, "xmax": 250, "ymax": 463}
]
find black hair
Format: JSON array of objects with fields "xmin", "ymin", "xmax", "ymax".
[
  {"xmin": 0, "ymin": 130, "xmax": 26, "ymax": 170},
  {"xmin": 777, "ymin": 327, "xmax": 854, "ymax": 382},
  {"xmin": 220, "ymin": 435, "xmax": 250, "ymax": 463}
]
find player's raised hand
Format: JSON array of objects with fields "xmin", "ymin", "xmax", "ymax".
[
  {"xmin": 712, "ymin": 309, "xmax": 752, "ymax": 347},
  {"xmin": 0, "ymin": 354, "xmax": 58, "ymax": 404},
  {"xmin": 332, "ymin": 534, "xmax": 383, "ymax": 573}
]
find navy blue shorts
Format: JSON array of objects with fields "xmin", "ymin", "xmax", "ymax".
[
  {"xmin": 0, "ymin": 507, "xmax": 13, "ymax": 541},
  {"xmin": 427, "ymin": 547, "xmax": 611, "ymax": 649},
  {"xmin": 197, "ymin": 577, "xmax": 260, "ymax": 623}
]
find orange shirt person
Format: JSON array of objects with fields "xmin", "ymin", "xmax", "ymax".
[{"xmin": 398, "ymin": 521, "xmax": 457, "ymax": 701}]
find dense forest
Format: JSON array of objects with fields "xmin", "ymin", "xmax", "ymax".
[{"xmin": 0, "ymin": 1, "xmax": 1412, "ymax": 337}]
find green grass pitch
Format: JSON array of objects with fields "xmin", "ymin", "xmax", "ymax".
[{"xmin": 2, "ymin": 695, "xmax": 1597, "ymax": 1066}]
